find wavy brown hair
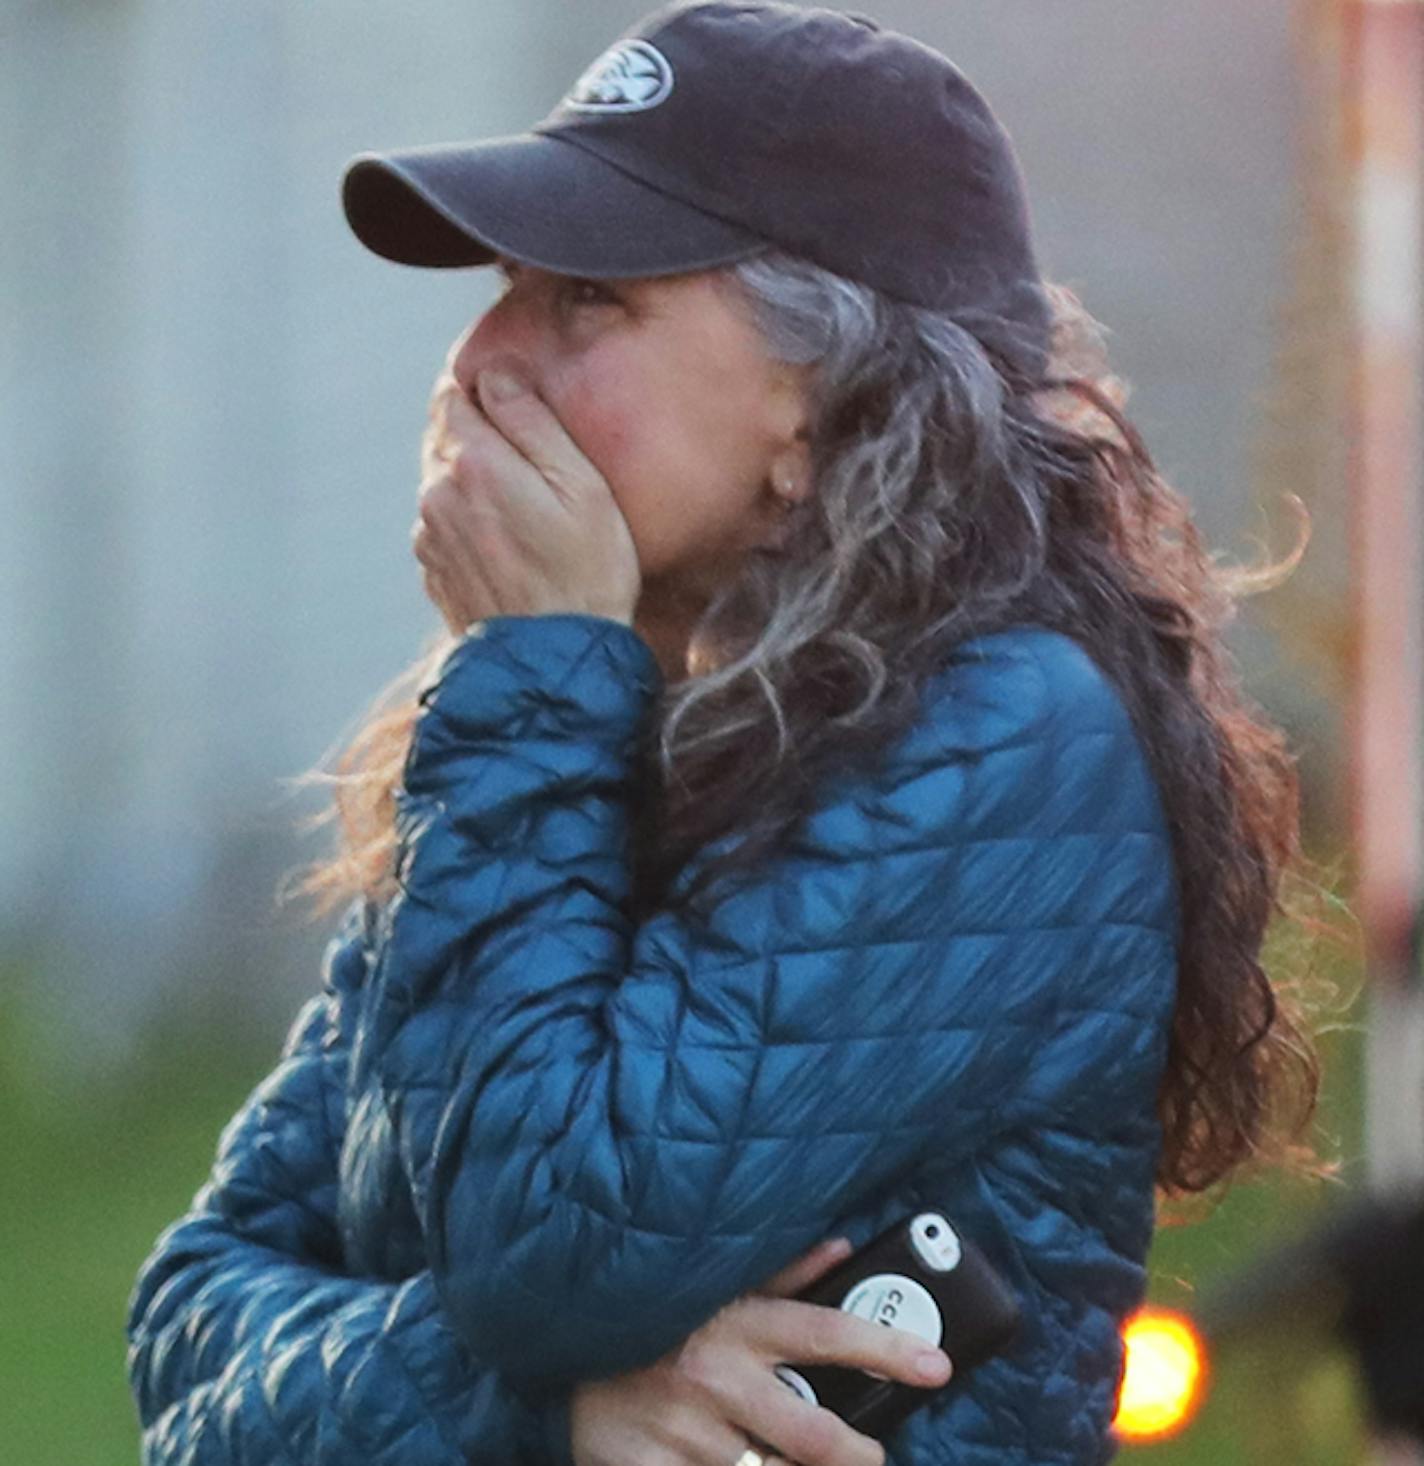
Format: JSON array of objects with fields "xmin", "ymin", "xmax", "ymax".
[{"xmin": 282, "ymin": 250, "xmax": 1343, "ymax": 1200}]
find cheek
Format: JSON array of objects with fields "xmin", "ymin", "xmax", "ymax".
[
  {"xmin": 538, "ymin": 339, "xmax": 773, "ymax": 578},
  {"xmin": 546, "ymin": 366, "xmax": 683, "ymax": 554},
  {"xmin": 551, "ymin": 368, "xmax": 641, "ymax": 482}
]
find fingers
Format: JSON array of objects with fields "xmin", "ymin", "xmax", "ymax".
[
  {"xmin": 411, "ymin": 367, "xmax": 640, "ymax": 626},
  {"xmin": 434, "ymin": 386, "xmax": 534, "ymax": 488},
  {"xmin": 733, "ymin": 1297, "xmax": 952, "ymax": 1391},
  {"xmin": 473, "ymin": 367, "xmax": 606, "ymax": 502},
  {"xmin": 572, "ymin": 1370, "xmax": 796, "ymax": 1466},
  {"xmin": 417, "ymin": 387, "xmax": 568, "ymax": 567},
  {"xmin": 420, "ymin": 421, "xmax": 452, "ymax": 485},
  {"xmin": 673, "ymin": 1298, "xmax": 950, "ymax": 1463},
  {"xmin": 690, "ymin": 1352, "xmax": 885, "ymax": 1466},
  {"xmin": 755, "ymin": 1237, "xmax": 854, "ymax": 1299},
  {"xmin": 426, "ymin": 371, "xmax": 596, "ymax": 510}
]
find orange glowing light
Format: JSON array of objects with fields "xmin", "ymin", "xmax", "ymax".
[{"xmin": 1112, "ymin": 1307, "xmax": 1208, "ymax": 1442}]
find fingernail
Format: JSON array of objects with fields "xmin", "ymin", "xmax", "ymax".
[
  {"xmin": 480, "ymin": 369, "xmax": 527, "ymax": 402},
  {"xmin": 917, "ymin": 1350, "xmax": 951, "ymax": 1382}
]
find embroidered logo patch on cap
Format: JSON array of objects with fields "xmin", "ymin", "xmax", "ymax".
[{"xmin": 565, "ymin": 39, "xmax": 675, "ymax": 113}]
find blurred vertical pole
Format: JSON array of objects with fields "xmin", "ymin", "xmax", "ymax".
[
  {"xmin": 1345, "ymin": 0, "xmax": 1424, "ymax": 1455},
  {"xmin": 1347, "ymin": 0, "xmax": 1424, "ymax": 1173}
]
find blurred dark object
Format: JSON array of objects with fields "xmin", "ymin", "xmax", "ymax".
[
  {"xmin": 1198, "ymin": 1187, "xmax": 1424, "ymax": 1440},
  {"xmin": 1336, "ymin": 1190, "xmax": 1424, "ymax": 1438}
]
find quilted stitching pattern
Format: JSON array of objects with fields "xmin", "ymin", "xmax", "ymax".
[
  {"xmin": 125, "ymin": 910, "xmax": 561, "ymax": 1465},
  {"xmin": 127, "ymin": 613, "xmax": 1179, "ymax": 1466}
]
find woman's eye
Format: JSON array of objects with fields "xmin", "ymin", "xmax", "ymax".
[
  {"xmin": 562, "ymin": 278, "xmax": 621, "ymax": 309},
  {"xmin": 489, "ymin": 264, "xmax": 622, "ymax": 317}
]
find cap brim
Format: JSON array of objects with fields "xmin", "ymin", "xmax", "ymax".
[{"xmin": 341, "ymin": 131, "xmax": 768, "ymax": 277}]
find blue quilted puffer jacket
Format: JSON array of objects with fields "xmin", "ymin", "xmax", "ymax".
[{"xmin": 126, "ymin": 613, "xmax": 1180, "ymax": 1466}]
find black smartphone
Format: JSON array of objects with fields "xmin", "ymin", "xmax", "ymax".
[{"xmin": 773, "ymin": 1207, "xmax": 1020, "ymax": 1440}]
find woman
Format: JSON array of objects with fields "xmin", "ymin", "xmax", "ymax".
[{"xmin": 125, "ymin": 4, "xmax": 1329, "ymax": 1464}]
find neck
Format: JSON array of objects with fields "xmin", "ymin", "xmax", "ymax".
[{"xmin": 633, "ymin": 577, "xmax": 705, "ymax": 683}]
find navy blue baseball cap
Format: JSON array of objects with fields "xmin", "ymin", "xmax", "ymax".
[{"xmin": 341, "ymin": 1, "xmax": 1052, "ymax": 372}]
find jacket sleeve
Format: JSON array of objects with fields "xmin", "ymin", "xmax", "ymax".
[
  {"xmin": 125, "ymin": 902, "xmax": 577, "ymax": 1466},
  {"xmin": 379, "ymin": 613, "xmax": 1179, "ymax": 1396}
]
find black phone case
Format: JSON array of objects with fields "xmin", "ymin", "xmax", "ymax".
[{"xmin": 776, "ymin": 1207, "xmax": 1020, "ymax": 1439}]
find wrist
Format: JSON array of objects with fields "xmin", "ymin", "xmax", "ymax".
[{"xmin": 461, "ymin": 609, "xmax": 634, "ymax": 639}]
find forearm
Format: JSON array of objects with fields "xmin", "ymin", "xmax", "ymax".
[
  {"xmin": 125, "ymin": 936, "xmax": 577, "ymax": 1466},
  {"xmin": 374, "ymin": 617, "xmax": 1178, "ymax": 1405},
  {"xmin": 129, "ymin": 1231, "xmax": 571, "ymax": 1466}
]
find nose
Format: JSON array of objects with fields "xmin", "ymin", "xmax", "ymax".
[{"xmin": 447, "ymin": 286, "xmax": 537, "ymax": 398}]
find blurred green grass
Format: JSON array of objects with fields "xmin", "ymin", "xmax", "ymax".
[
  {"xmin": 1, "ymin": 982, "xmax": 265, "ymax": 1466},
  {"xmin": 2, "ymin": 940, "xmax": 1370, "ymax": 1466}
]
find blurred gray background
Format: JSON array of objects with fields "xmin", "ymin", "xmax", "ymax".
[
  {"xmin": 1, "ymin": 0, "xmax": 1335, "ymax": 1077},
  {"xmin": 6, "ymin": 4, "xmax": 1379, "ymax": 1463}
]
